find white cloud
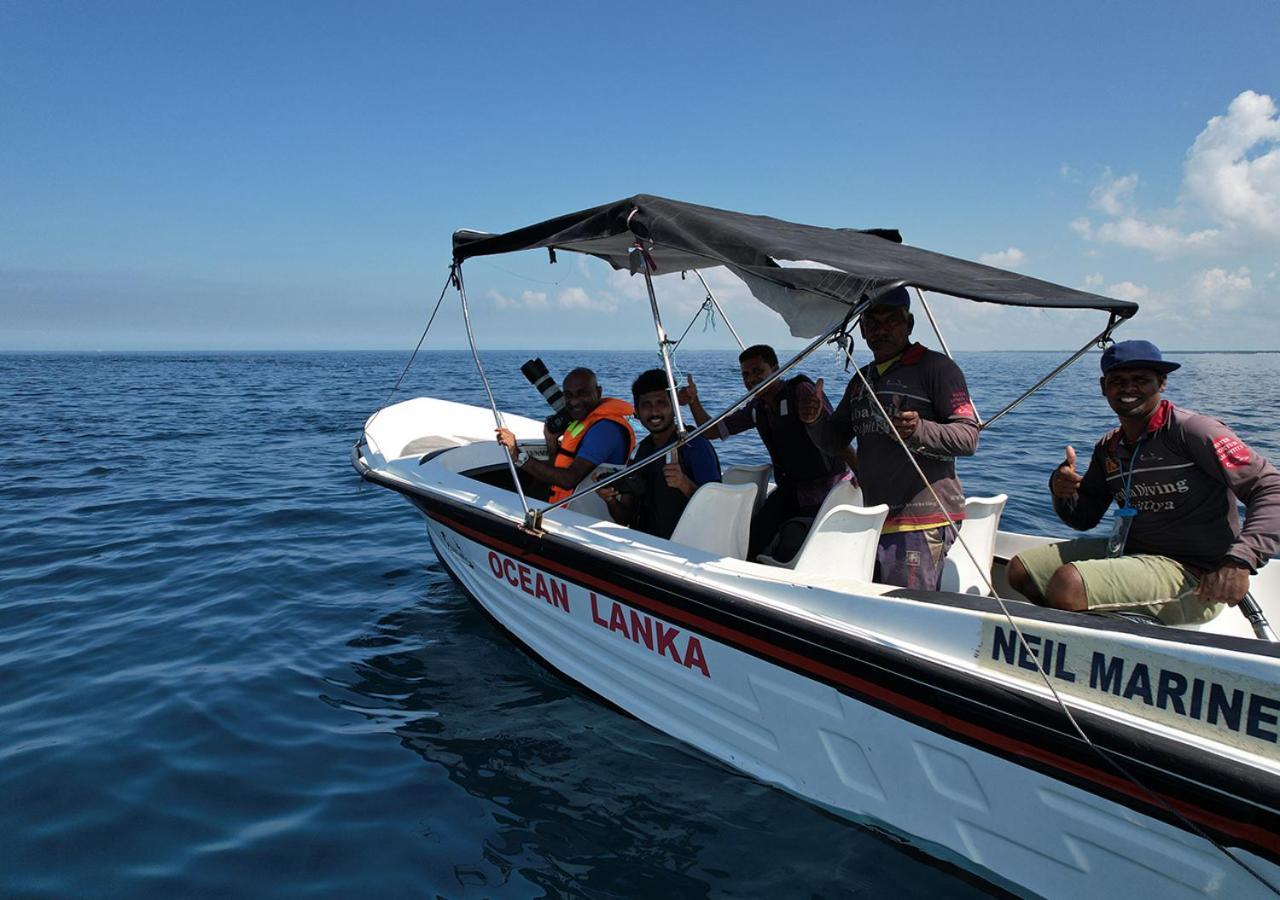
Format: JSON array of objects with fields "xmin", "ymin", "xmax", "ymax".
[
  {"xmin": 978, "ymin": 247, "xmax": 1026, "ymax": 267},
  {"xmin": 1184, "ymin": 91, "xmax": 1280, "ymax": 239},
  {"xmin": 1191, "ymin": 266, "xmax": 1253, "ymax": 311},
  {"xmin": 1084, "ymin": 272, "xmax": 1105, "ymax": 289},
  {"xmin": 1105, "ymin": 281, "xmax": 1149, "ymax": 303},
  {"xmin": 1075, "ymin": 90, "xmax": 1280, "ymax": 257},
  {"xmin": 488, "ymin": 288, "xmax": 549, "ymax": 309},
  {"xmin": 1090, "ymin": 171, "xmax": 1138, "ymax": 216},
  {"xmin": 556, "ymin": 286, "xmax": 617, "ymax": 312},
  {"xmin": 1092, "ymin": 218, "xmax": 1221, "ymax": 255}
]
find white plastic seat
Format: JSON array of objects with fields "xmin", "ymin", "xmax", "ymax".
[
  {"xmin": 810, "ymin": 478, "xmax": 864, "ymax": 521},
  {"xmin": 755, "ymin": 478, "xmax": 865, "ymax": 567},
  {"xmin": 788, "ymin": 502, "xmax": 889, "ymax": 581},
  {"xmin": 562, "ymin": 464, "xmax": 623, "ymax": 521},
  {"xmin": 722, "ymin": 464, "xmax": 772, "ymax": 516},
  {"xmin": 939, "ymin": 494, "xmax": 1008, "ymax": 595},
  {"xmin": 669, "ymin": 482, "xmax": 757, "ymax": 560}
]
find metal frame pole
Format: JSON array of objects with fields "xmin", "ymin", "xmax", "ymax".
[
  {"xmin": 911, "ymin": 286, "xmax": 980, "ymax": 424},
  {"xmin": 539, "ymin": 299, "xmax": 869, "ymax": 516},
  {"xmin": 632, "ymin": 243, "xmax": 688, "ymax": 437},
  {"xmin": 692, "ymin": 269, "xmax": 746, "ymax": 351},
  {"xmin": 979, "ymin": 314, "xmax": 1122, "ymax": 432},
  {"xmin": 454, "ymin": 263, "xmax": 534, "ymax": 521}
]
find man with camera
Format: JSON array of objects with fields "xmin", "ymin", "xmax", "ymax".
[
  {"xmin": 496, "ymin": 367, "xmax": 635, "ymax": 503},
  {"xmin": 598, "ymin": 369, "xmax": 721, "ymax": 539}
]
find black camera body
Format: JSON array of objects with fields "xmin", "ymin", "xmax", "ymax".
[{"xmin": 544, "ymin": 409, "xmax": 573, "ymax": 435}]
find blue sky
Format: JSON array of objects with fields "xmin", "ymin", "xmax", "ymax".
[{"xmin": 2, "ymin": 1, "xmax": 1277, "ymax": 352}]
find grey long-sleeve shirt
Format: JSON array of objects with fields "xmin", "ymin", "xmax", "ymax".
[
  {"xmin": 807, "ymin": 343, "xmax": 979, "ymax": 532},
  {"xmin": 1056, "ymin": 400, "xmax": 1280, "ymax": 572}
]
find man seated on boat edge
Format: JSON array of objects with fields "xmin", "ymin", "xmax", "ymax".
[
  {"xmin": 1006, "ymin": 340, "xmax": 1280, "ymax": 625},
  {"xmin": 599, "ymin": 368, "xmax": 722, "ymax": 540},
  {"xmin": 799, "ymin": 287, "xmax": 980, "ymax": 591},
  {"xmin": 496, "ymin": 367, "xmax": 636, "ymax": 502},
  {"xmin": 681, "ymin": 344, "xmax": 852, "ymax": 561}
]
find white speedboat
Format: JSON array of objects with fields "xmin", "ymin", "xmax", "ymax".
[{"xmin": 353, "ymin": 196, "xmax": 1280, "ymax": 898}]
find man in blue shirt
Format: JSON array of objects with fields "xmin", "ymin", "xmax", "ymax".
[
  {"xmin": 600, "ymin": 369, "xmax": 721, "ymax": 539},
  {"xmin": 497, "ymin": 367, "xmax": 635, "ymax": 502}
]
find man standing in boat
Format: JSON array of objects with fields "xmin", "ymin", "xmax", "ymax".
[
  {"xmin": 496, "ymin": 367, "xmax": 635, "ymax": 502},
  {"xmin": 682, "ymin": 345, "xmax": 851, "ymax": 560},
  {"xmin": 599, "ymin": 368, "xmax": 722, "ymax": 539},
  {"xmin": 1007, "ymin": 340, "xmax": 1280, "ymax": 624},
  {"xmin": 798, "ymin": 287, "xmax": 979, "ymax": 590}
]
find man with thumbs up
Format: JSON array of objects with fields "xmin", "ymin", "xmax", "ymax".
[
  {"xmin": 1007, "ymin": 340, "xmax": 1280, "ymax": 625},
  {"xmin": 799, "ymin": 287, "xmax": 979, "ymax": 590},
  {"xmin": 599, "ymin": 368, "xmax": 721, "ymax": 540},
  {"xmin": 682, "ymin": 344, "xmax": 850, "ymax": 559}
]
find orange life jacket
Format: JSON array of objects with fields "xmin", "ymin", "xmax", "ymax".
[{"xmin": 548, "ymin": 398, "xmax": 636, "ymax": 503}]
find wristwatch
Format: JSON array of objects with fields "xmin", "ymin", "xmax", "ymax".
[{"xmin": 515, "ymin": 449, "xmax": 531, "ymax": 468}]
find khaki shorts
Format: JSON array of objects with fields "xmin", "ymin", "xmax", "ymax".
[{"xmin": 1014, "ymin": 538, "xmax": 1223, "ymax": 626}]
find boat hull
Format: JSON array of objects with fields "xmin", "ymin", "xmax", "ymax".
[{"xmin": 416, "ymin": 496, "xmax": 1280, "ymax": 899}]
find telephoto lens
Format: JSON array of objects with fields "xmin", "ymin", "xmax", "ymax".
[{"xmin": 520, "ymin": 358, "xmax": 566, "ymax": 412}]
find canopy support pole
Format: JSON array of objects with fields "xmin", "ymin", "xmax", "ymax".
[
  {"xmin": 454, "ymin": 262, "xmax": 536, "ymax": 526},
  {"xmin": 978, "ymin": 313, "xmax": 1123, "ymax": 432},
  {"xmin": 537, "ymin": 298, "xmax": 870, "ymax": 517},
  {"xmin": 1242, "ymin": 593, "xmax": 1278, "ymax": 642},
  {"xmin": 912, "ymin": 286, "xmax": 980, "ymax": 423},
  {"xmin": 692, "ymin": 270, "xmax": 746, "ymax": 350},
  {"xmin": 913, "ymin": 287, "xmax": 954, "ymax": 359},
  {"xmin": 631, "ymin": 244, "xmax": 688, "ymax": 438}
]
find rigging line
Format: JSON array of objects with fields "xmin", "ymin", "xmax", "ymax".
[
  {"xmin": 380, "ymin": 268, "xmax": 456, "ymax": 410},
  {"xmin": 838, "ymin": 343, "xmax": 1280, "ymax": 895},
  {"xmin": 669, "ymin": 297, "xmax": 715, "ymax": 357},
  {"xmin": 692, "ymin": 269, "xmax": 746, "ymax": 351},
  {"xmin": 454, "ymin": 262, "xmax": 534, "ymax": 521},
  {"xmin": 472, "ymin": 258, "xmax": 562, "ymax": 286},
  {"xmin": 912, "ymin": 287, "xmax": 979, "ymax": 425}
]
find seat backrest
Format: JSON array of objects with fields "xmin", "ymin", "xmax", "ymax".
[
  {"xmin": 562, "ymin": 464, "xmax": 623, "ymax": 521},
  {"xmin": 790, "ymin": 502, "xmax": 889, "ymax": 581},
  {"xmin": 939, "ymin": 494, "xmax": 1008, "ymax": 595},
  {"xmin": 811, "ymin": 478, "xmax": 864, "ymax": 522},
  {"xmin": 722, "ymin": 464, "xmax": 772, "ymax": 515},
  {"xmin": 669, "ymin": 482, "xmax": 757, "ymax": 559}
]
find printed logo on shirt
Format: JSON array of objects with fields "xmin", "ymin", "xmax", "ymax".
[
  {"xmin": 1105, "ymin": 457, "xmax": 1120, "ymax": 475},
  {"xmin": 1212, "ymin": 435, "xmax": 1251, "ymax": 470}
]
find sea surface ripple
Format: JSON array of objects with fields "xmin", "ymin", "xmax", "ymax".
[{"xmin": 2, "ymin": 349, "xmax": 1277, "ymax": 898}]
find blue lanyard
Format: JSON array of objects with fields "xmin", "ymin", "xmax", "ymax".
[{"xmin": 1119, "ymin": 438, "xmax": 1145, "ymax": 508}]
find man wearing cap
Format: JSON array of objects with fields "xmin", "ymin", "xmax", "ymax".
[
  {"xmin": 799, "ymin": 287, "xmax": 980, "ymax": 590},
  {"xmin": 1007, "ymin": 340, "xmax": 1280, "ymax": 624}
]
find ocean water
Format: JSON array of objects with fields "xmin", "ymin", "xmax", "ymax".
[{"xmin": 3, "ymin": 348, "xmax": 1278, "ymax": 898}]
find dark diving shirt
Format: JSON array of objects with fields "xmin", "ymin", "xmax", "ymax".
[
  {"xmin": 807, "ymin": 343, "xmax": 979, "ymax": 532},
  {"xmin": 1056, "ymin": 400, "xmax": 1280, "ymax": 572}
]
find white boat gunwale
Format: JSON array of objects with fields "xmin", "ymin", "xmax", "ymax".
[{"xmin": 357, "ymin": 441, "xmax": 1280, "ymax": 872}]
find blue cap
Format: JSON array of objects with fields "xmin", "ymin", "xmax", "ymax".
[
  {"xmin": 1100, "ymin": 340, "xmax": 1180, "ymax": 375},
  {"xmin": 869, "ymin": 286, "xmax": 911, "ymax": 310}
]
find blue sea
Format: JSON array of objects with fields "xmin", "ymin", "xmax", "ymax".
[{"xmin": 3, "ymin": 349, "xmax": 1278, "ymax": 898}]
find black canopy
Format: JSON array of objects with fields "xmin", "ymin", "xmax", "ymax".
[{"xmin": 452, "ymin": 194, "xmax": 1135, "ymax": 337}]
